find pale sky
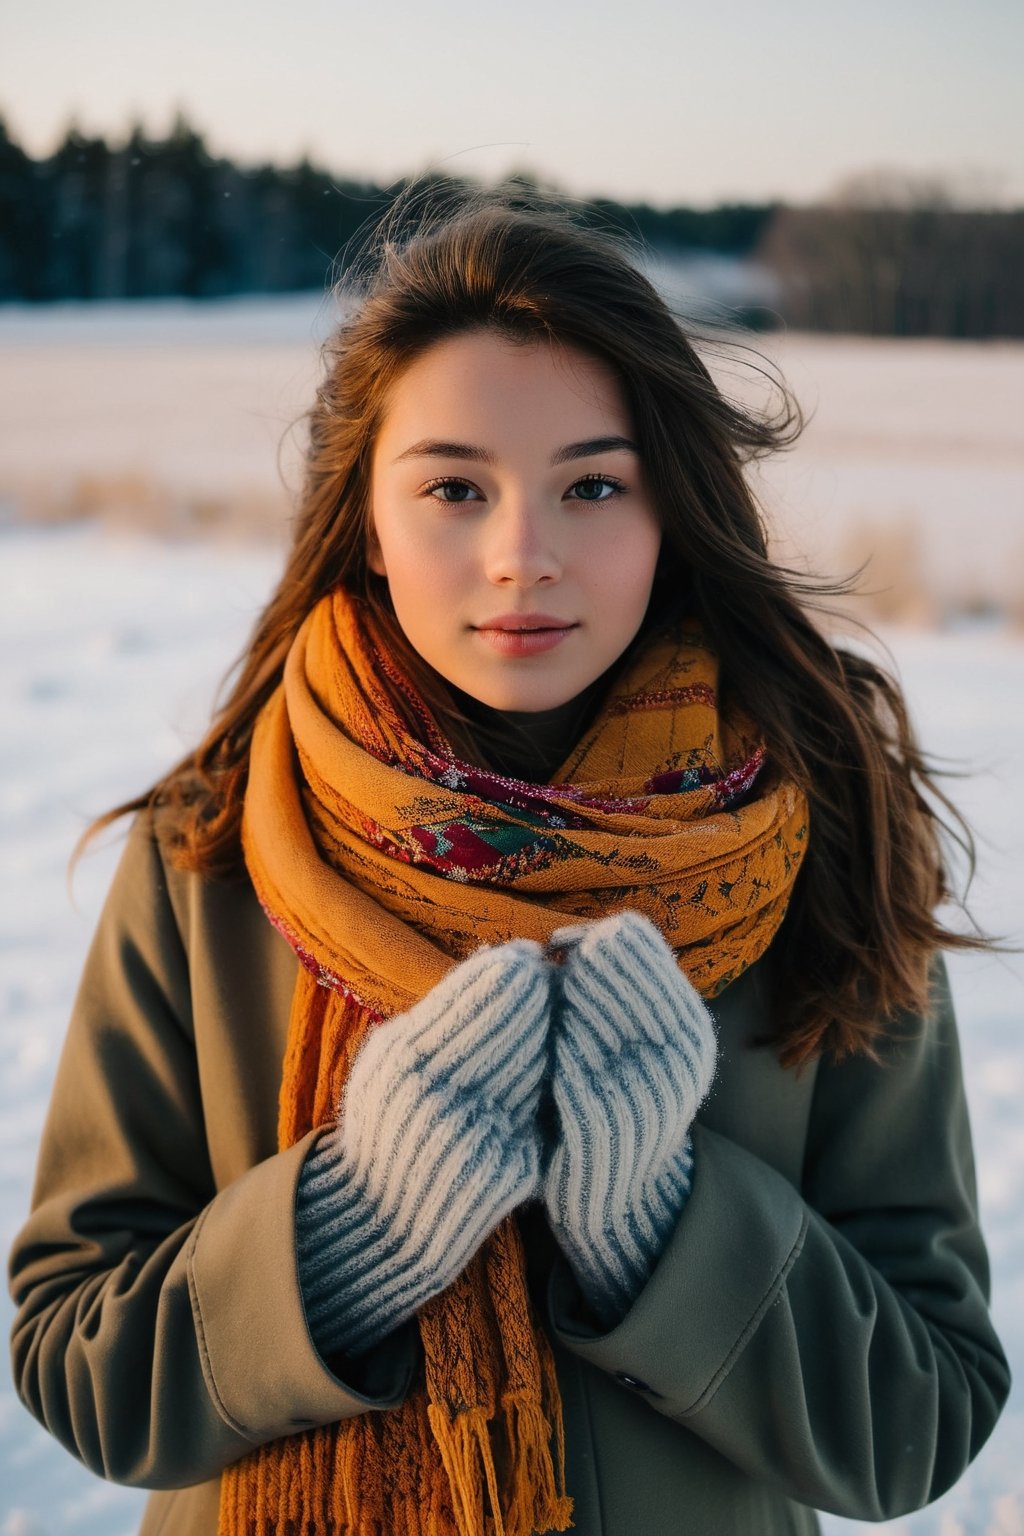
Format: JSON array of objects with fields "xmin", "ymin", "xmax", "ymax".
[{"xmin": 4, "ymin": 0, "xmax": 1022, "ymax": 208}]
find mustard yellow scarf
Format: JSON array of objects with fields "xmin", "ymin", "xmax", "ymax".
[{"xmin": 225, "ymin": 587, "xmax": 809, "ymax": 1535}]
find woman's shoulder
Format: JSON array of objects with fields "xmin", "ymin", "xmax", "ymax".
[
  {"xmin": 104, "ymin": 787, "xmax": 297, "ymax": 1033},
  {"xmin": 129, "ymin": 766, "xmax": 250, "ymax": 882},
  {"xmin": 147, "ymin": 767, "xmax": 220, "ymax": 852},
  {"xmin": 111, "ymin": 778, "xmax": 260, "ymax": 946}
]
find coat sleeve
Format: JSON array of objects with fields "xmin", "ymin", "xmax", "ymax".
[
  {"xmin": 546, "ymin": 958, "xmax": 1011, "ymax": 1522},
  {"xmin": 6, "ymin": 815, "xmax": 418, "ymax": 1491}
]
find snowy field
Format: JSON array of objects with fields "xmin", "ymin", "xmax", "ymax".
[
  {"xmin": 1, "ymin": 299, "xmax": 1023, "ymax": 1533},
  {"xmin": 1, "ymin": 294, "xmax": 1022, "ymax": 622}
]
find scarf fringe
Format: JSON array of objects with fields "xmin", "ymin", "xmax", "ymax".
[
  {"xmin": 499, "ymin": 1390, "xmax": 574, "ymax": 1535},
  {"xmin": 427, "ymin": 1403, "xmax": 503, "ymax": 1536},
  {"xmin": 219, "ymin": 1413, "xmax": 461, "ymax": 1536}
]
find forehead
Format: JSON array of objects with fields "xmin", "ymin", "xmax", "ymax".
[{"xmin": 373, "ymin": 331, "xmax": 631, "ymax": 454}]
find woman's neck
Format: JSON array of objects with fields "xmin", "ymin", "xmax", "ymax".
[{"xmin": 448, "ymin": 677, "xmax": 609, "ymax": 784}]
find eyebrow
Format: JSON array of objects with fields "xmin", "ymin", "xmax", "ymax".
[{"xmin": 392, "ymin": 435, "xmax": 640, "ymax": 467}]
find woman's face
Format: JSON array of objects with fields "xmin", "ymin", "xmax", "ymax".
[{"xmin": 368, "ymin": 329, "xmax": 662, "ymax": 712}]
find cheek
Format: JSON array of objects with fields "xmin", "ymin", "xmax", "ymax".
[
  {"xmin": 368, "ymin": 503, "xmax": 432, "ymax": 584},
  {"xmin": 592, "ymin": 519, "xmax": 662, "ymax": 610},
  {"xmin": 373, "ymin": 521, "xmax": 472, "ymax": 627},
  {"xmin": 387, "ymin": 536, "xmax": 465, "ymax": 596}
]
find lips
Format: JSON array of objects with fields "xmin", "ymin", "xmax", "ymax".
[
  {"xmin": 474, "ymin": 613, "xmax": 577, "ymax": 632},
  {"xmin": 472, "ymin": 614, "xmax": 579, "ymax": 656}
]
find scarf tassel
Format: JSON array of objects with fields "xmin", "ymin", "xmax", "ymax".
[
  {"xmin": 219, "ymin": 1414, "xmax": 458, "ymax": 1536},
  {"xmin": 499, "ymin": 1390, "xmax": 574, "ymax": 1536},
  {"xmin": 426, "ymin": 1391, "xmax": 573, "ymax": 1536},
  {"xmin": 427, "ymin": 1403, "xmax": 503, "ymax": 1536}
]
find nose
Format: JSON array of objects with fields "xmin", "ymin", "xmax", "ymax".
[{"xmin": 481, "ymin": 498, "xmax": 562, "ymax": 588}]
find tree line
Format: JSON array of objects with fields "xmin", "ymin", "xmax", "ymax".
[
  {"xmin": 761, "ymin": 187, "xmax": 1024, "ymax": 338},
  {"xmin": 1, "ymin": 115, "xmax": 1020, "ymax": 336}
]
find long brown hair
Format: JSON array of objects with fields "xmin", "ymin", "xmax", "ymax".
[{"xmin": 82, "ymin": 181, "xmax": 987, "ymax": 1066}]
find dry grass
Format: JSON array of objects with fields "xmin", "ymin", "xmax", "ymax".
[
  {"xmin": 3, "ymin": 473, "xmax": 291, "ymax": 545},
  {"xmin": 829, "ymin": 517, "xmax": 1024, "ymax": 631}
]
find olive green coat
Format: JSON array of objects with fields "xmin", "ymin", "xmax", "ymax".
[{"xmin": 7, "ymin": 812, "xmax": 1010, "ymax": 1534}]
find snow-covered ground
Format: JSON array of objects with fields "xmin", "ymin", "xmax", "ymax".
[{"xmin": 1, "ymin": 299, "xmax": 1023, "ymax": 1533}]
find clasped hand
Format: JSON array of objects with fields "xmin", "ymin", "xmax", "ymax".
[{"xmin": 329, "ymin": 910, "xmax": 717, "ymax": 1346}]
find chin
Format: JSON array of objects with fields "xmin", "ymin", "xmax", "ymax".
[{"xmin": 458, "ymin": 675, "xmax": 579, "ymax": 713}]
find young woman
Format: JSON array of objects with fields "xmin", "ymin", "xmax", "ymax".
[{"xmin": 8, "ymin": 188, "xmax": 1009, "ymax": 1536}]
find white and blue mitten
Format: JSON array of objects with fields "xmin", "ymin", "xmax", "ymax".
[
  {"xmin": 543, "ymin": 909, "xmax": 718, "ymax": 1330},
  {"xmin": 295, "ymin": 939, "xmax": 549, "ymax": 1359}
]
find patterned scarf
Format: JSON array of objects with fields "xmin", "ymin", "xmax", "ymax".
[{"xmin": 225, "ymin": 586, "xmax": 809, "ymax": 1535}]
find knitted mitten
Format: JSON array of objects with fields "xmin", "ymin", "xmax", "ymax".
[
  {"xmin": 542, "ymin": 909, "xmax": 718, "ymax": 1329},
  {"xmin": 296, "ymin": 940, "xmax": 550, "ymax": 1360}
]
